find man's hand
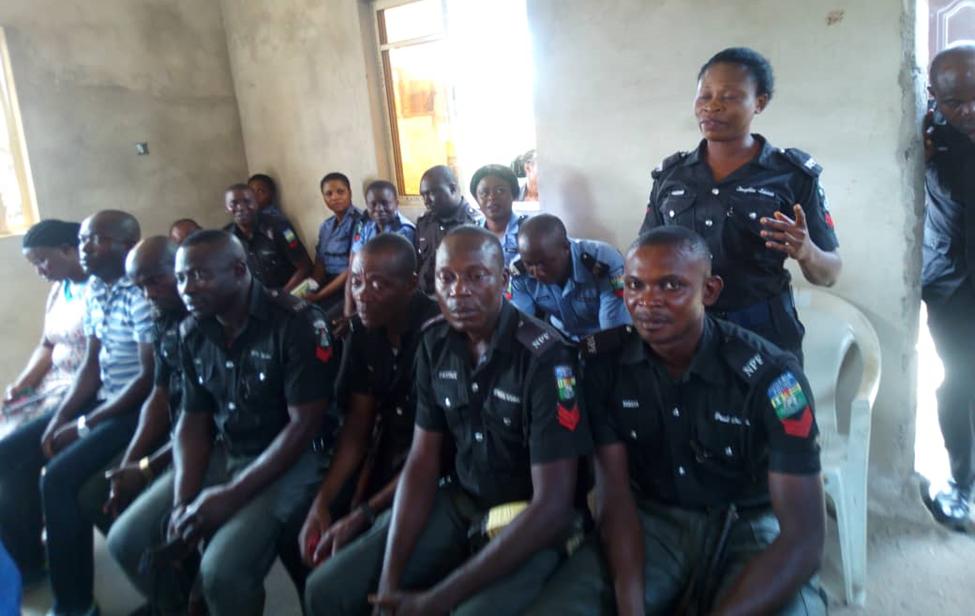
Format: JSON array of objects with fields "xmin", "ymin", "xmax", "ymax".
[
  {"xmin": 4, "ymin": 383, "xmax": 30, "ymax": 403},
  {"xmin": 172, "ymin": 485, "xmax": 241, "ymax": 544},
  {"xmin": 49, "ymin": 421, "xmax": 81, "ymax": 456},
  {"xmin": 368, "ymin": 590, "xmax": 445, "ymax": 616},
  {"xmin": 331, "ymin": 315, "xmax": 351, "ymax": 339},
  {"xmin": 40, "ymin": 416, "xmax": 67, "ymax": 458},
  {"xmin": 299, "ymin": 502, "xmax": 333, "ymax": 567},
  {"xmin": 760, "ymin": 205, "xmax": 813, "ymax": 262},
  {"xmin": 104, "ymin": 465, "xmax": 149, "ymax": 518},
  {"xmin": 313, "ymin": 507, "xmax": 370, "ymax": 566}
]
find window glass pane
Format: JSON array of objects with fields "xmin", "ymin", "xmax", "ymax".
[
  {"xmin": 386, "ymin": 40, "xmax": 456, "ymax": 194},
  {"xmin": 0, "ymin": 35, "xmax": 30, "ymax": 236},
  {"xmin": 382, "ymin": 0, "xmax": 443, "ymax": 44}
]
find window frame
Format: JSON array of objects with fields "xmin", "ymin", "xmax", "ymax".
[{"xmin": 0, "ymin": 27, "xmax": 38, "ymax": 237}]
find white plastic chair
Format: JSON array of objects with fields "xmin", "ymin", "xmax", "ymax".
[{"xmin": 794, "ymin": 286, "xmax": 882, "ymax": 607}]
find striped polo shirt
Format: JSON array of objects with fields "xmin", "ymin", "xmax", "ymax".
[{"xmin": 83, "ymin": 275, "xmax": 155, "ymax": 399}]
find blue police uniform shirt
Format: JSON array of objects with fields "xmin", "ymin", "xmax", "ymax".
[
  {"xmin": 482, "ymin": 212, "xmax": 528, "ymax": 266},
  {"xmin": 350, "ymin": 211, "xmax": 417, "ymax": 254},
  {"xmin": 509, "ymin": 238, "xmax": 631, "ymax": 340},
  {"xmin": 315, "ymin": 205, "xmax": 364, "ymax": 276}
]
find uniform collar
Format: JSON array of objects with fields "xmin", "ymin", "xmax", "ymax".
[
  {"xmin": 684, "ymin": 133, "xmax": 775, "ymax": 170},
  {"xmin": 436, "ymin": 198, "xmax": 479, "ymax": 225},
  {"xmin": 568, "ymin": 239, "xmax": 589, "ymax": 285},
  {"xmin": 330, "ymin": 205, "xmax": 362, "ymax": 227},
  {"xmin": 196, "ymin": 280, "xmax": 271, "ymax": 344},
  {"xmin": 441, "ymin": 299, "xmax": 519, "ymax": 359},
  {"xmin": 622, "ymin": 316, "xmax": 725, "ymax": 385}
]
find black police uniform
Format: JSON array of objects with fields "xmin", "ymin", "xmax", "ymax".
[
  {"xmin": 923, "ymin": 124, "xmax": 975, "ymax": 491},
  {"xmin": 531, "ymin": 317, "xmax": 826, "ymax": 615},
  {"xmin": 302, "ymin": 301, "xmax": 593, "ymax": 616},
  {"xmin": 153, "ymin": 307, "xmax": 187, "ymax": 428},
  {"xmin": 336, "ymin": 292, "xmax": 441, "ymax": 492},
  {"xmin": 639, "ymin": 135, "xmax": 839, "ymax": 360},
  {"xmin": 414, "ymin": 198, "xmax": 483, "ymax": 295},
  {"xmin": 225, "ymin": 212, "xmax": 311, "ymax": 291}
]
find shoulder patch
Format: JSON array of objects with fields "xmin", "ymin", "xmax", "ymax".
[
  {"xmin": 311, "ymin": 317, "xmax": 334, "ymax": 363},
  {"xmin": 767, "ymin": 371, "xmax": 814, "ymax": 438},
  {"xmin": 781, "ymin": 148, "xmax": 822, "ymax": 178},
  {"xmin": 580, "ymin": 325, "xmax": 630, "ymax": 356},
  {"xmin": 651, "ymin": 151, "xmax": 687, "ymax": 179},
  {"xmin": 579, "ymin": 251, "xmax": 610, "ymax": 278},
  {"xmin": 515, "ymin": 316, "xmax": 560, "ymax": 356},
  {"xmin": 420, "ymin": 313, "xmax": 447, "ymax": 332}
]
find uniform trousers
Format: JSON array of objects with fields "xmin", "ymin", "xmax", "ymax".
[
  {"xmin": 925, "ymin": 283, "xmax": 975, "ymax": 488},
  {"xmin": 108, "ymin": 446, "xmax": 324, "ymax": 616},
  {"xmin": 304, "ymin": 486, "xmax": 563, "ymax": 616},
  {"xmin": 527, "ymin": 499, "xmax": 826, "ymax": 615}
]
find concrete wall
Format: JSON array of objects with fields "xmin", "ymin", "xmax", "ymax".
[
  {"xmin": 219, "ymin": 0, "xmax": 389, "ymax": 245},
  {"xmin": 0, "ymin": 0, "xmax": 248, "ymax": 385},
  {"xmin": 529, "ymin": 0, "xmax": 924, "ymax": 501}
]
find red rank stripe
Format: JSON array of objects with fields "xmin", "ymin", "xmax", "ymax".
[
  {"xmin": 315, "ymin": 345, "xmax": 333, "ymax": 363},
  {"xmin": 288, "ymin": 241, "xmax": 298, "ymax": 249},
  {"xmin": 614, "ymin": 289, "xmax": 624, "ymax": 298},
  {"xmin": 557, "ymin": 403, "xmax": 580, "ymax": 431},
  {"xmin": 825, "ymin": 212, "xmax": 835, "ymax": 229},
  {"xmin": 781, "ymin": 406, "xmax": 813, "ymax": 438}
]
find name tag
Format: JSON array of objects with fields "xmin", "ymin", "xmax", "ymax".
[
  {"xmin": 670, "ymin": 189, "xmax": 686, "ymax": 196},
  {"xmin": 621, "ymin": 400, "xmax": 639, "ymax": 409},
  {"xmin": 713, "ymin": 411, "xmax": 750, "ymax": 426},
  {"xmin": 438, "ymin": 370, "xmax": 458, "ymax": 380},
  {"xmin": 492, "ymin": 388, "xmax": 521, "ymax": 403}
]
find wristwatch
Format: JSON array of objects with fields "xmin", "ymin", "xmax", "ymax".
[
  {"xmin": 138, "ymin": 456, "xmax": 154, "ymax": 482},
  {"xmin": 76, "ymin": 415, "xmax": 91, "ymax": 438}
]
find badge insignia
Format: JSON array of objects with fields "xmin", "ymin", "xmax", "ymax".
[
  {"xmin": 610, "ymin": 274, "xmax": 625, "ymax": 298},
  {"xmin": 283, "ymin": 227, "xmax": 298, "ymax": 249},
  {"xmin": 554, "ymin": 365, "xmax": 577, "ymax": 402},
  {"xmin": 313, "ymin": 319, "xmax": 332, "ymax": 363},
  {"xmin": 557, "ymin": 403, "xmax": 580, "ymax": 431},
  {"xmin": 767, "ymin": 372, "xmax": 813, "ymax": 438}
]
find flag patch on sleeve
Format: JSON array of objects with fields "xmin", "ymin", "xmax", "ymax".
[
  {"xmin": 768, "ymin": 372, "xmax": 813, "ymax": 438},
  {"xmin": 610, "ymin": 275, "xmax": 625, "ymax": 298}
]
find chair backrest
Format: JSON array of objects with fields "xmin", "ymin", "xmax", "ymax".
[{"xmin": 794, "ymin": 287, "xmax": 883, "ymax": 450}]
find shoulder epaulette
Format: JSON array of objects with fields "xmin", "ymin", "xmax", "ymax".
[
  {"xmin": 580, "ymin": 325, "xmax": 630, "ymax": 356},
  {"xmin": 651, "ymin": 151, "xmax": 687, "ymax": 179},
  {"xmin": 268, "ymin": 289, "xmax": 309, "ymax": 314},
  {"xmin": 579, "ymin": 251, "xmax": 610, "ymax": 278},
  {"xmin": 780, "ymin": 147, "xmax": 822, "ymax": 178},
  {"xmin": 515, "ymin": 316, "xmax": 560, "ymax": 357},
  {"xmin": 716, "ymin": 322, "xmax": 778, "ymax": 386},
  {"xmin": 420, "ymin": 313, "xmax": 446, "ymax": 332}
]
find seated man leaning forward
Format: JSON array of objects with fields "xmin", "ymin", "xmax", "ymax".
[
  {"xmin": 300, "ymin": 234, "xmax": 439, "ymax": 576},
  {"xmin": 530, "ymin": 226, "xmax": 826, "ymax": 616},
  {"xmin": 120, "ymin": 230, "xmax": 338, "ymax": 616},
  {"xmin": 305, "ymin": 226, "xmax": 593, "ymax": 616},
  {"xmin": 509, "ymin": 213, "xmax": 631, "ymax": 341}
]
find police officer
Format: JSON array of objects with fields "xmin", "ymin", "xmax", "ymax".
[
  {"xmin": 471, "ymin": 163, "xmax": 529, "ymax": 266},
  {"xmin": 639, "ymin": 47, "xmax": 841, "ymax": 361},
  {"xmin": 350, "ymin": 180, "xmax": 417, "ymax": 253},
  {"xmin": 223, "ymin": 183, "xmax": 313, "ymax": 294},
  {"xmin": 117, "ymin": 230, "xmax": 337, "ymax": 616},
  {"xmin": 530, "ymin": 227, "xmax": 826, "ymax": 615},
  {"xmin": 920, "ymin": 43, "xmax": 975, "ymax": 529},
  {"xmin": 306, "ymin": 172, "xmax": 367, "ymax": 312},
  {"xmin": 305, "ymin": 226, "xmax": 592, "ymax": 616},
  {"xmin": 103, "ymin": 237, "xmax": 188, "ymax": 610},
  {"xmin": 415, "ymin": 165, "xmax": 483, "ymax": 295},
  {"xmin": 510, "ymin": 213, "xmax": 631, "ymax": 340},
  {"xmin": 301, "ymin": 234, "xmax": 439, "ymax": 594}
]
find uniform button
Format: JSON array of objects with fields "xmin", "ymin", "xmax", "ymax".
[
  {"xmin": 678, "ymin": 466, "xmax": 687, "ymax": 476},
  {"xmin": 225, "ymin": 361, "xmax": 234, "ymax": 369},
  {"xmin": 630, "ymin": 429, "xmax": 638, "ymax": 439},
  {"xmin": 749, "ymin": 212, "xmax": 758, "ymax": 220},
  {"xmin": 503, "ymin": 417, "xmax": 512, "ymax": 426},
  {"xmin": 672, "ymin": 407, "xmax": 680, "ymax": 417},
  {"xmin": 228, "ymin": 402, "xmax": 236, "ymax": 411},
  {"xmin": 471, "ymin": 383, "xmax": 479, "ymax": 393},
  {"xmin": 704, "ymin": 219, "xmax": 713, "ymax": 227},
  {"xmin": 668, "ymin": 210, "xmax": 675, "ymax": 218},
  {"xmin": 396, "ymin": 406, "xmax": 404, "ymax": 416},
  {"xmin": 711, "ymin": 188, "xmax": 719, "ymax": 195},
  {"xmin": 474, "ymin": 432, "xmax": 484, "ymax": 442},
  {"xmin": 198, "ymin": 376, "xmax": 204, "ymax": 384},
  {"xmin": 258, "ymin": 372, "xmax": 266, "ymax": 381},
  {"xmin": 725, "ymin": 446, "xmax": 733, "ymax": 456},
  {"xmin": 444, "ymin": 397, "xmax": 451, "ymax": 408}
]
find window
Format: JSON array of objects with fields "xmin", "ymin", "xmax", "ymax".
[
  {"xmin": 0, "ymin": 28, "xmax": 37, "ymax": 236},
  {"xmin": 374, "ymin": 0, "xmax": 537, "ymax": 200}
]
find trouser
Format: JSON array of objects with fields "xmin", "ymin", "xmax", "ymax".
[
  {"xmin": 110, "ymin": 446, "xmax": 324, "ymax": 616},
  {"xmin": 925, "ymin": 285, "xmax": 975, "ymax": 487},
  {"xmin": 304, "ymin": 486, "xmax": 563, "ymax": 616},
  {"xmin": 528, "ymin": 500, "xmax": 826, "ymax": 615},
  {"xmin": 715, "ymin": 288, "xmax": 805, "ymax": 365}
]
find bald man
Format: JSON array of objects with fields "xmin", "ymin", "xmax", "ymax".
[
  {"xmin": 0, "ymin": 210, "xmax": 155, "ymax": 614},
  {"xmin": 921, "ymin": 43, "xmax": 975, "ymax": 530},
  {"xmin": 121, "ymin": 230, "xmax": 337, "ymax": 615},
  {"xmin": 509, "ymin": 213, "xmax": 631, "ymax": 341},
  {"xmin": 415, "ymin": 165, "xmax": 484, "ymax": 295},
  {"xmin": 306, "ymin": 226, "xmax": 592, "ymax": 616}
]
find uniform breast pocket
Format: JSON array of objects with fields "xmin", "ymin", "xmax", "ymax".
[
  {"xmin": 658, "ymin": 191, "xmax": 696, "ymax": 227},
  {"xmin": 484, "ymin": 396, "xmax": 525, "ymax": 473},
  {"xmin": 432, "ymin": 380, "xmax": 469, "ymax": 436},
  {"xmin": 240, "ymin": 358, "xmax": 277, "ymax": 403},
  {"xmin": 727, "ymin": 193, "xmax": 781, "ymax": 240},
  {"xmin": 693, "ymin": 410, "xmax": 750, "ymax": 477}
]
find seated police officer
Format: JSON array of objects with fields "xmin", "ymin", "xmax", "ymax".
[
  {"xmin": 471, "ymin": 163, "xmax": 528, "ymax": 266},
  {"xmin": 304, "ymin": 226, "xmax": 592, "ymax": 616},
  {"xmin": 300, "ymin": 234, "xmax": 439, "ymax": 585},
  {"xmin": 531, "ymin": 226, "xmax": 825, "ymax": 615},
  {"xmin": 510, "ymin": 213, "xmax": 631, "ymax": 340},
  {"xmin": 116, "ymin": 230, "xmax": 337, "ymax": 616},
  {"xmin": 415, "ymin": 165, "xmax": 483, "ymax": 296},
  {"xmin": 223, "ymin": 183, "xmax": 313, "ymax": 294}
]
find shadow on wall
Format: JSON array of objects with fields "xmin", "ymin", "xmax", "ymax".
[{"xmin": 545, "ymin": 166, "xmax": 620, "ymax": 242}]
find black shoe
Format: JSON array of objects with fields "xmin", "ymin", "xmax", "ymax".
[{"xmin": 921, "ymin": 479, "xmax": 973, "ymax": 531}]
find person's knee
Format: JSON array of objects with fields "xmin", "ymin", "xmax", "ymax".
[
  {"xmin": 304, "ymin": 564, "xmax": 351, "ymax": 616},
  {"xmin": 106, "ymin": 516, "xmax": 143, "ymax": 574}
]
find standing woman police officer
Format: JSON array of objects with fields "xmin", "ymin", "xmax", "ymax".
[{"xmin": 640, "ymin": 47, "xmax": 841, "ymax": 361}]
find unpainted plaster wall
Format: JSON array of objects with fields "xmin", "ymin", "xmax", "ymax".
[
  {"xmin": 528, "ymin": 0, "xmax": 925, "ymax": 500},
  {"xmin": 219, "ymin": 0, "xmax": 390, "ymax": 246},
  {"xmin": 0, "ymin": 0, "xmax": 248, "ymax": 386}
]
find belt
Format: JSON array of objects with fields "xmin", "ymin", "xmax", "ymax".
[{"xmin": 712, "ymin": 288, "xmax": 795, "ymax": 328}]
